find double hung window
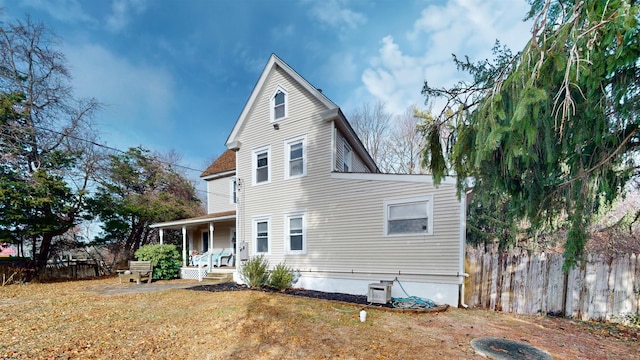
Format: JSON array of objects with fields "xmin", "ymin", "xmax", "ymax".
[
  {"xmin": 285, "ymin": 135, "xmax": 306, "ymax": 179},
  {"xmin": 254, "ymin": 217, "xmax": 271, "ymax": 254},
  {"xmin": 285, "ymin": 212, "xmax": 306, "ymax": 254},
  {"xmin": 252, "ymin": 146, "xmax": 271, "ymax": 185}
]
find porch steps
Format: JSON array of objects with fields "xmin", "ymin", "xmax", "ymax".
[{"xmin": 202, "ymin": 272, "xmax": 233, "ymax": 283}]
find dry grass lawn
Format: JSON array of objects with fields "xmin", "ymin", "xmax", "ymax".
[{"xmin": 1, "ymin": 277, "xmax": 638, "ymax": 359}]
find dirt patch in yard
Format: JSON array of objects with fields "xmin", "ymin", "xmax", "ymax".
[{"xmin": 1, "ymin": 277, "xmax": 638, "ymax": 359}]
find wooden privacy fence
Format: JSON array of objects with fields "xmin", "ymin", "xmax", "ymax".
[
  {"xmin": 465, "ymin": 246, "xmax": 640, "ymax": 322},
  {"xmin": 44, "ymin": 258, "xmax": 109, "ymax": 280}
]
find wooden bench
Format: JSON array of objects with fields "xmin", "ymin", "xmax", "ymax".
[{"xmin": 118, "ymin": 261, "xmax": 153, "ymax": 284}]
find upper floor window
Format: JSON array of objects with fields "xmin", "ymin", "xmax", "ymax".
[
  {"xmin": 285, "ymin": 135, "xmax": 306, "ymax": 179},
  {"xmin": 384, "ymin": 196, "xmax": 433, "ymax": 236},
  {"xmin": 343, "ymin": 142, "xmax": 352, "ymax": 172},
  {"xmin": 252, "ymin": 145, "xmax": 271, "ymax": 185},
  {"xmin": 271, "ymin": 86, "xmax": 288, "ymax": 122}
]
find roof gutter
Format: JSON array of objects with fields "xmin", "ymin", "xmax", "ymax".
[
  {"xmin": 201, "ymin": 169, "xmax": 236, "ymax": 181},
  {"xmin": 150, "ymin": 215, "xmax": 236, "ymax": 229}
]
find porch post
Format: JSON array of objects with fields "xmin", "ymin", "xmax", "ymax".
[
  {"xmin": 159, "ymin": 229, "xmax": 164, "ymax": 245},
  {"xmin": 182, "ymin": 226, "xmax": 187, "ymax": 267},
  {"xmin": 208, "ymin": 222, "xmax": 214, "ymax": 267},
  {"xmin": 209, "ymin": 222, "xmax": 214, "ymax": 250}
]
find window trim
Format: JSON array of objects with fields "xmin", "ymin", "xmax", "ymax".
[
  {"xmin": 270, "ymin": 85, "xmax": 288, "ymax": 123},
  {"xmin": 343, "ymin": 141, "xmax": 352, "ymax": 172},
  {"xmin": 284, "ymin": 135, "xmax": 307, "ymax": 179},
  {"xmin": 383, "ymin": 195, "xmax": 434, "ymax": 237},
  {"xmin": 253, "ymin": 215, "xmax": 271, "ymax": 255},
  {"xmin": 285, "ymin": 211, "xmax": 306, "ymax": 255},
  {"xmin": 229, "ymin": 177, "xmax": 237, "ymax": 204},
  {"xmin": 252, "ymin": 145, "xmax": 271, "ymax": 186}
]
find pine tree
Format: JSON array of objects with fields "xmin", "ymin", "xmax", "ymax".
[{"xmin": 422, "ymin": 0, "xmax": 640, "ymax": 267}]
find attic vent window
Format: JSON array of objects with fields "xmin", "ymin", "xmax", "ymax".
[{"xmin": 271, "ymin": 86, "xmax": 288, "ymax": 122}]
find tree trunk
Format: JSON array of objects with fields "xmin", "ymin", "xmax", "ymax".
[{"xmin": 36, "ymin": 233, "xmax": 54, "ymax": 279}]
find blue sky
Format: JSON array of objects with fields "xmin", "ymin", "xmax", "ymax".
[{"xmin": 1, "ymin": 0, "xmax": 533, "ymax": 180}]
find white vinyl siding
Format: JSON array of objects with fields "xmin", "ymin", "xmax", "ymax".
[
  {"xmin": 305, "ymin": 174, "xmax": 460, "ymax": 281},
  {"xmin": 234, "ymin": 64, "xmax": 462, "ymax": 286},
  {"xmin": 334, "ymin": 129, "xmax": 370, "ymax": 173},
  {"xmin": 236, "ymin": 64, "xmax": 331, "ymax": 261},
  {"xmin": 285, "ymin": 135, "xmax": 306, "ymax": 179},
  {"xmin": 252, "ymin": 145, "xmax": 271, "ymax": 185},
  {"xmin": 205, "ymin": 176, "xmax": 237, "ymax": 213}
]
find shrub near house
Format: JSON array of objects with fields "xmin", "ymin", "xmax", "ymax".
[{"xmin": 135, "ymin": 244, "xmax": 181, "ymax": 280}]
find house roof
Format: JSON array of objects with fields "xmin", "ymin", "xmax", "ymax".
[
  {"xmin": 200, "ymin": 149, "xmax": 236, "ymax": 178},
  {"xmin": 0, "ymin": 243, "xmax": 17, "ymax": 257},
  {"xmin": 150, "ymin": 210, "xmax": 236, "ymax": 229}
]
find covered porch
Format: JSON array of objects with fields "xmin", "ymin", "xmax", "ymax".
[{"xmin": 150, "ymin": 211, "xmax": 237, "ymax": 280}]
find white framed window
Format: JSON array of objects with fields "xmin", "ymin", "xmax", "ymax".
[
  {"xmin": 384, "ymin": 196, "xmax": 433, "ymax": 236},
  {"xmin": 252, "ymin": 145, "xmax": 271, "ymax": 185},
  {"xmin": 285, "ymin": 211, "xmax": 306, "ymax": 254},
  {"xmin": 229, "ymin": 177, "xmax": 237, "ymax": 204},
  {"xmin": 343, "ymin": 141, "xmax": 352, "ymax": 172},
  {"xmin": 285, "ymin": 135, "xmax": 306, "ymax": 179},
  {"xmin": 253, "ymin": 216, "xmax": 271, "ymax": 254},
  {"xmin": 270, "ymin": 86, "xmax": 288, "ymax": 122}
]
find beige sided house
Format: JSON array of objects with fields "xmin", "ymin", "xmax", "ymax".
[{"xmin": 152, "ymin": 54, "xmax": 467, "ymax": 307}]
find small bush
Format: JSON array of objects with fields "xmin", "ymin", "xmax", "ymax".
[
  {"xmin": 135, "ymin": 244, "xmax": 181, "ymax": 280},
  {"xmin": 621, "ymin": 312, "xmax": 640, "ymax": 328},
  {"xmin": 269, "ymin": 262, "xmax": 294, "ymax": 291},
  {"xmin": 240, "ymin": 255, "xmax": 269, "ymax": 288}
]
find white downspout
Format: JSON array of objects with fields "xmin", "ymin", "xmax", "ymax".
[
  {"xmin": 182, "ymin": 226, "xmax": 187, "ymax": 267},
  {"xmin": 159, "ymin": 229, "xmax": 164, "ymax": 245},
  {"xmin": 330, "ymin": 120, "xmax": 336, "ymax": 172},
  {"xmin": 459, "ymin": 189, "xmax": 470, "ymax": 308}
]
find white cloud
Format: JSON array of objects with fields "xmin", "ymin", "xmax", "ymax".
[
  {"xmin": 64, "ymin": 42, "xmax": 175, "ymax": 138},
  {"xmin": 307, "ymin": 0, "xmax": 366, "ymax": 30},
  {"xmin": 106, "ymin": 0, "xmax": 148, "ymax": 32},
  {"xmin": 20, "ymin": 0, "xmax": 94, "ymax": 23},
  {"xmin": 362, "ymin": 36, "xmax": 425, "ymax": 115},
  {"xmin": 361, "ymin": 0, "xmax": 532, "ymax": 116}
]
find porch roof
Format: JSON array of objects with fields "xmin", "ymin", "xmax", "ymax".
[{"xmin": 150, "ymin": 210, "xmax": 236, "ymax": 230}]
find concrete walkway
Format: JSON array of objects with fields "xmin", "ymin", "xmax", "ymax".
[{"xmin": 86, "ymin": 279, "xmax": 201, "ymax": 296}]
